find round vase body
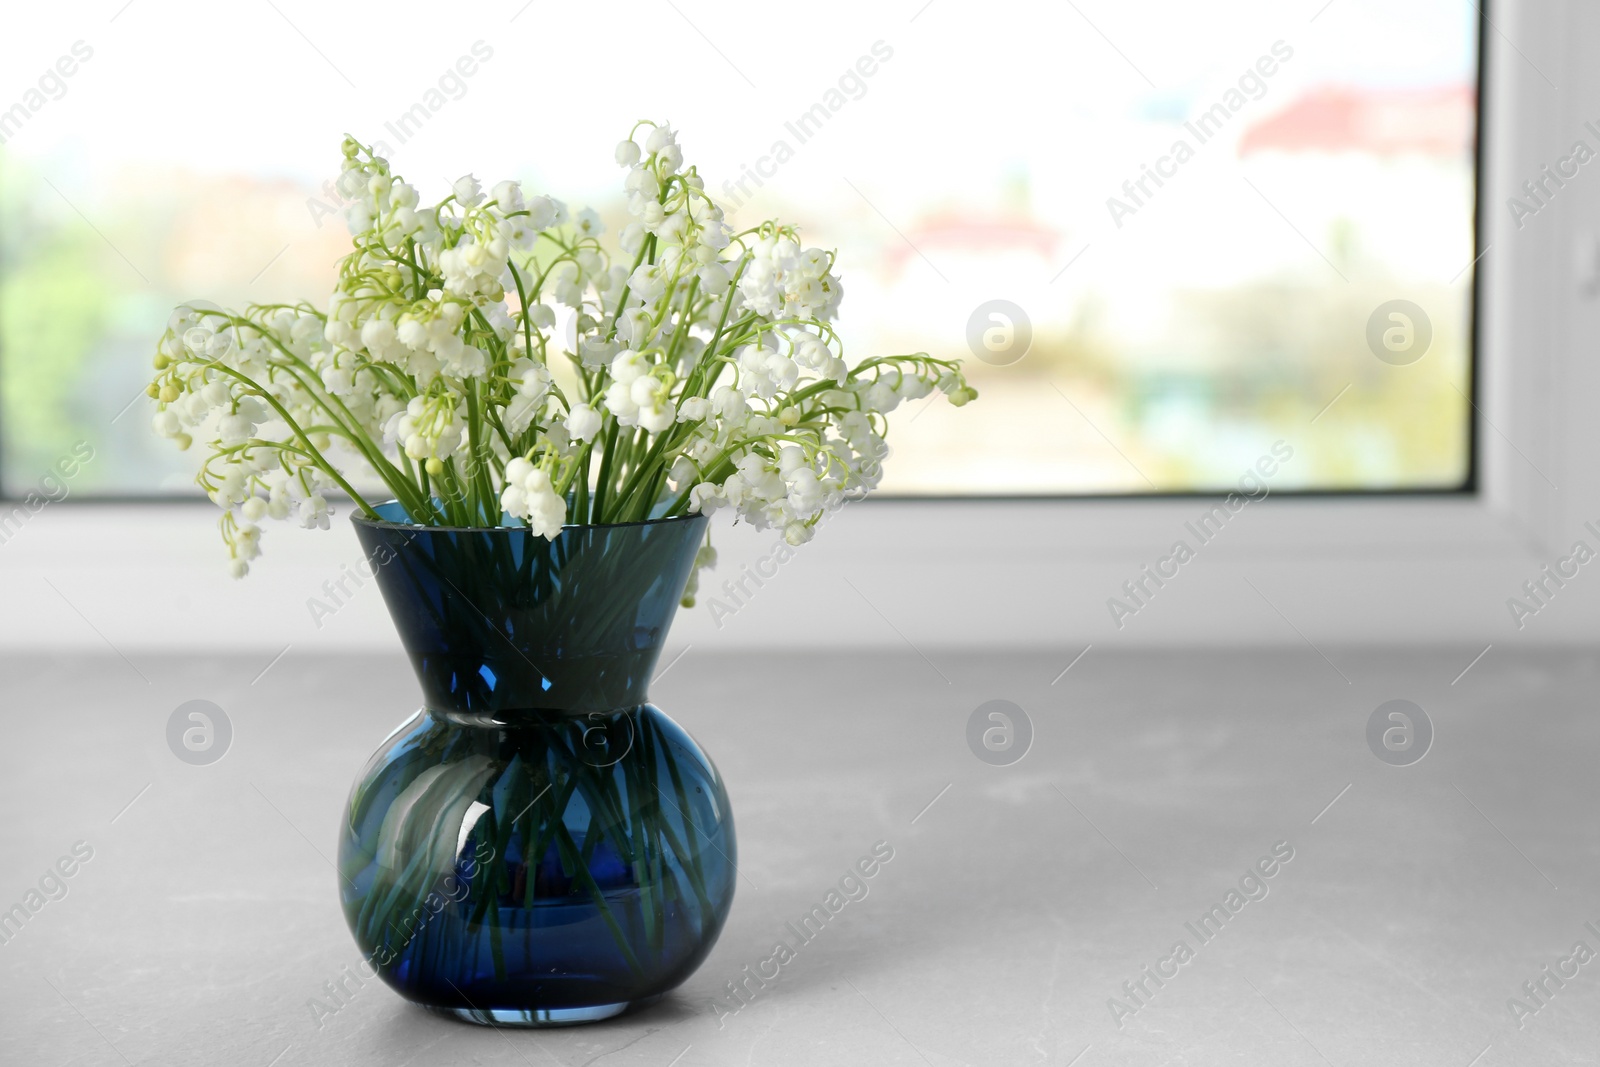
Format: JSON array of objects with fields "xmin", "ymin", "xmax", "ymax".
[{"xmin": 338, "ymin": 505, "xmax": 733, "ymax": 1025}]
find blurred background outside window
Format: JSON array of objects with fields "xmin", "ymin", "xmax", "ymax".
[{"xmin": 0, "ymin": 0, "xmax": 1477, "ymax": 498}]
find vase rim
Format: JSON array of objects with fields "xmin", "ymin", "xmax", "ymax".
[{"xmin": 351, "ymin": 501, "xmax": 708, "ymax": 535}]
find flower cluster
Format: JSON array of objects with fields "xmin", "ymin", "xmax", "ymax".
[{"xmin": 148, "ymin": 123, "xmax": 975, "ymax": 588}]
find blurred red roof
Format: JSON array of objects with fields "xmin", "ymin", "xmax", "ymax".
[
  {"xmin": 1239, "ymin": 85, "xmax": 1475, "ymax": 157},
  {"xmin": 883, "ymin": 210, "xmax": 1061, "ymax": 275}
]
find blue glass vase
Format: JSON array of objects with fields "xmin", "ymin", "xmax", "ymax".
[{"xmin": 339, "ymin": 504, "xmax": 735, "ymax": 1026}]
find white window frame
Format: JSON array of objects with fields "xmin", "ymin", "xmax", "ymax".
[{"xmin": 1, "ymin": 0, "xmax": 1586, "ymax": 655}]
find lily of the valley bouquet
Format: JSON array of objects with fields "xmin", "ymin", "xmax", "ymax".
[{"xmin": 148, "ymin": 122, "xmax": 975, "ymax": 592}]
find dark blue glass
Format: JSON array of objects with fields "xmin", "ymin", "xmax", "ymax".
[{"xmin": 339, "ymin": 504, "xmax": 734, "ymax": 1026}]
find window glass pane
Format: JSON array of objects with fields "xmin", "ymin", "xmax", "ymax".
[{"xmin": 0, "ymin": 0, "xmax": 1476, "ymax": 497}]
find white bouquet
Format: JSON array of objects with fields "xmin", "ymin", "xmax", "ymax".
[{"xmin": 148, "ymin": 122, "xmax": 975, "ymax": 591}]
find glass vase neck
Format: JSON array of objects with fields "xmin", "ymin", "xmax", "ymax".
[{"xmin": 352, "ymin": 504, "xmax": 707, "ymax": 716}]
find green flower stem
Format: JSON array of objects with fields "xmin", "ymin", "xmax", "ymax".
[
  {"xmin": 603, "ymin": 236, "xmax": 656, "ymax": 344},
  {"xmin": 200, "ymin": 363, "xmax": 381, "ymax": 517},
  {"xmin": 222, "ymin": 314, "xmax": 413, "ymax": 473},
  {"xmin": 463, "ymin": 387, "xmax": 498, "ymax": 524},
  {"xmin": 507, "ymin": 262, "xmax": 540, "ymax": 372},
  {"xmin": 589, "ymin": 418, "xmax": 620, "ymax": 522},
  {"xmin": 568, "ymin": 444, "xmax": 594, "ymax": 520},
  {"xmin": 522, "ymin": 776, "xmax": 581, "ymax": 909},
  {"xmin": 660, "ymin": 279, "xmax": 701, "ymax": 366},
  {"xmin": 551, "ymin": 821, "xmax": 648, "ymax": 979}
]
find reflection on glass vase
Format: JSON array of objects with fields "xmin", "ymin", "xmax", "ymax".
[{"xmin": 338, "ymin": 504, "xmax": 735, "ymax": 1026}]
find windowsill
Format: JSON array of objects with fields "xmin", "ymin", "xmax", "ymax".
[{"xmin": 0, "ymin": 492, "xmax": 1577, "ymax": 652}]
